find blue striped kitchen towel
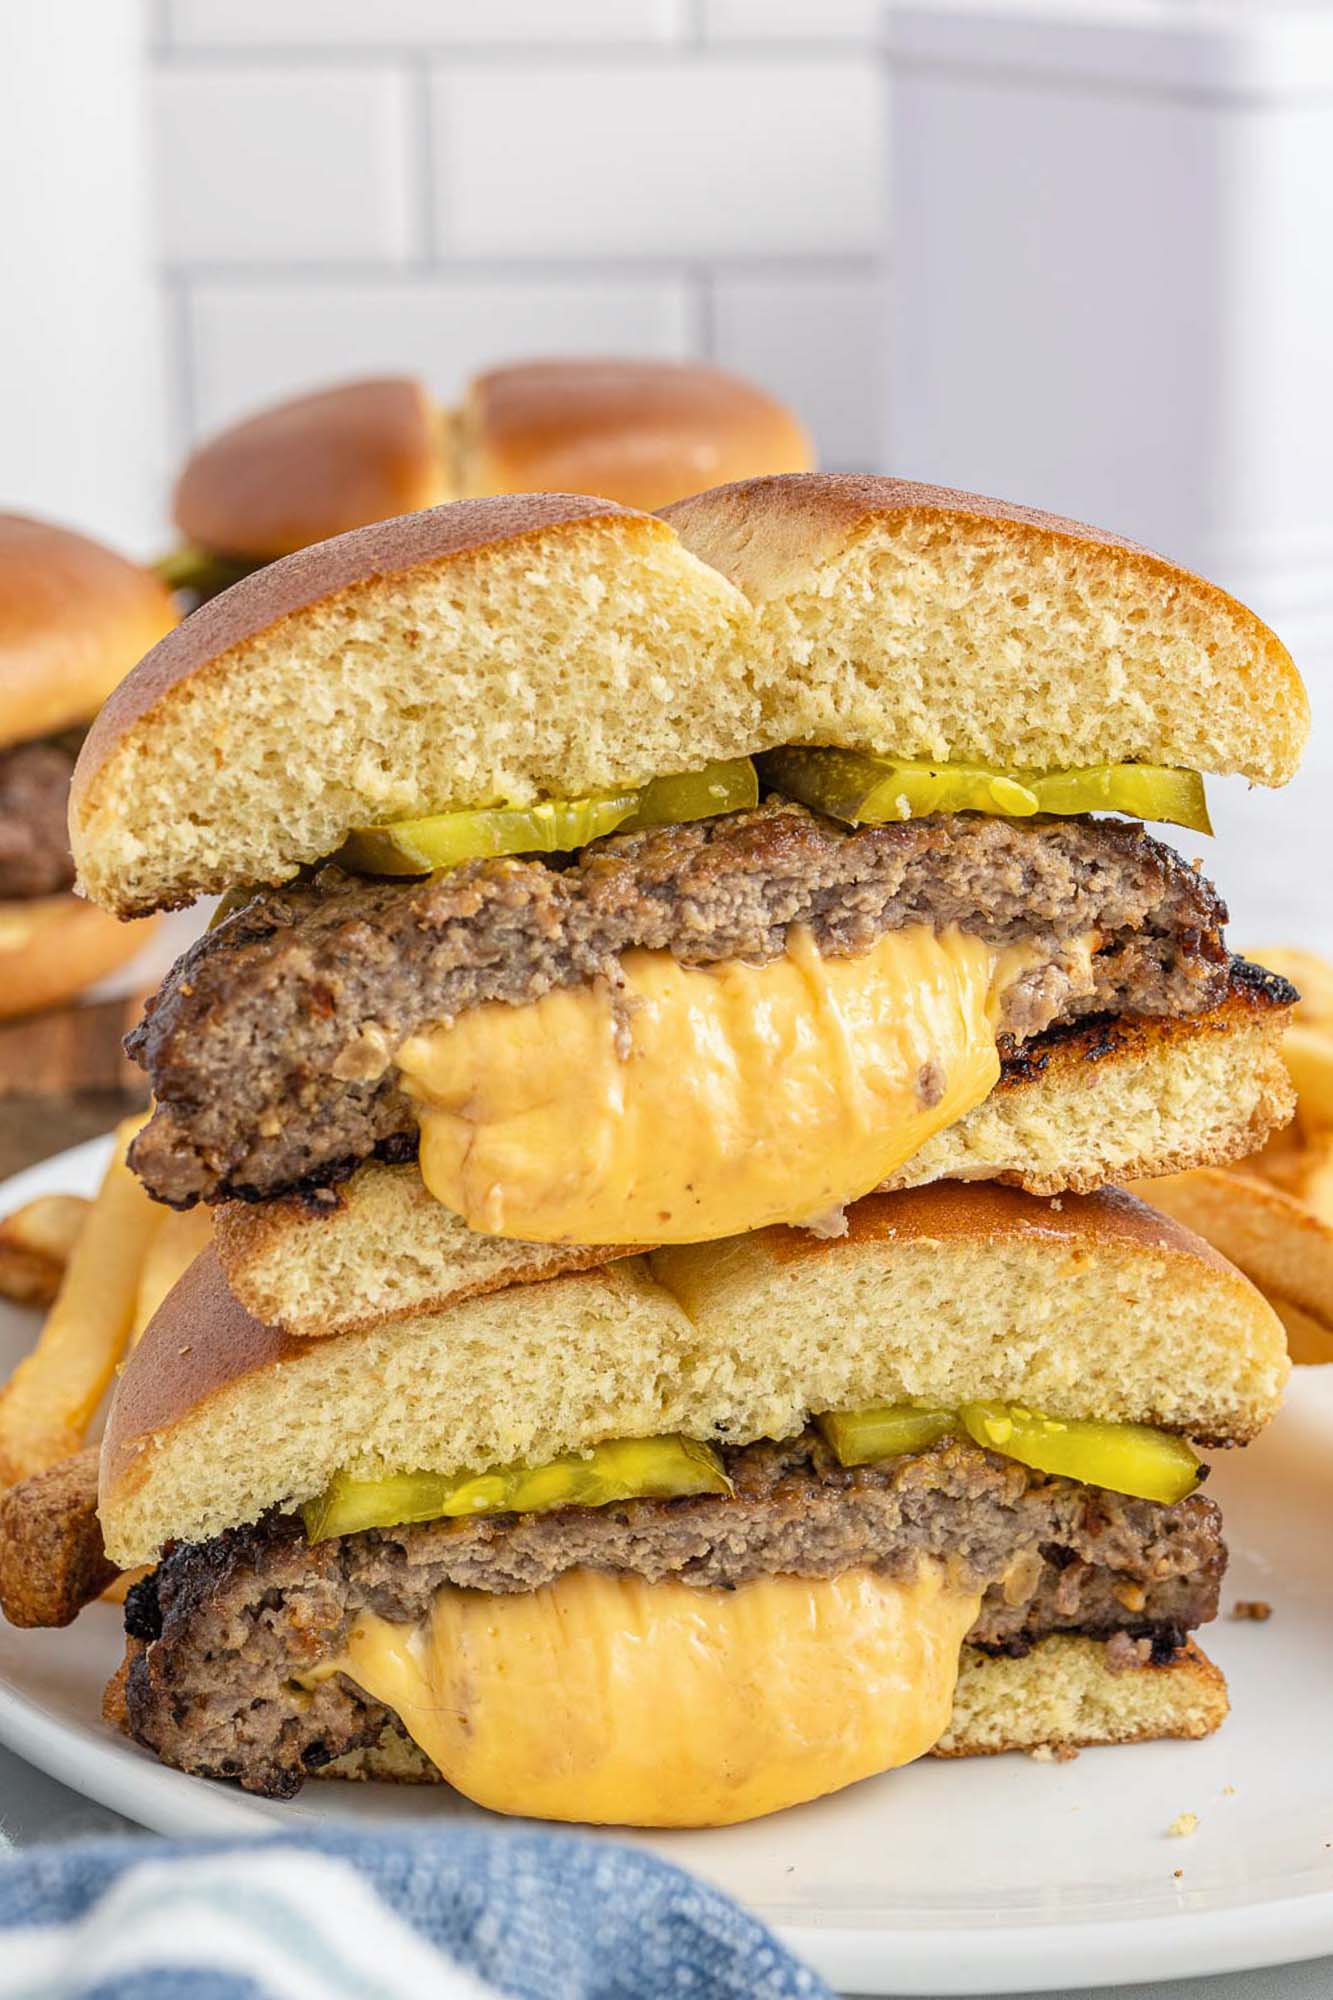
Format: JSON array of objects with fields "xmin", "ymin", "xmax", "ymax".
[{"xmin": 0, "ymin": 1825, "xmax": 831, "ymax": 2000}]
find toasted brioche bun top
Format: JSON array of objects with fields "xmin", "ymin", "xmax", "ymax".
[
  {"xmin": 172, "ymin": 377, "xmax": 447, "ymax": 563},
  {"xmin": 172, "ymin": 360, "xmax": 812, "ymax": 561},
  {"xmin": 458, "ymin": 357, "xmax": 813, "ymax": 511},
  {"xmin": 72, "ymin": 495, "xmax": 757, "ymax": 913},
  {"xmin": 664, "ymin": 474, "xmax": 1307, "ymax": 788},
  {"xmin": 100, "ymin": 1182, "xmax": 1287, "ymax": 1568},
  {"xmin": 0, "ymin": 514, "xmax": 176, "ymax": 753},
  {"xmin": 72, "ymin": 475, "xmax": 1308, "ymax": 915}
]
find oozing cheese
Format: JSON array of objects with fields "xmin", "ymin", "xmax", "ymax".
[
  {"xmin": 334, "ymin": 1564, "xmax": 981, "ymax": 1827},
  {"xmin": 396, "ymin": 922, "xmax": 1019, "ymax": 1244}
]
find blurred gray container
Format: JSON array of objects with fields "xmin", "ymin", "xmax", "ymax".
[{"xmin": 885, "ymin": 0, "xmax": 1333, "ymax": 948}]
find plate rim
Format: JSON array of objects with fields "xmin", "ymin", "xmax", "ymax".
[{"xmin": 3, "ymin": 1134, "xmax": 1333, "ymax": 1996}]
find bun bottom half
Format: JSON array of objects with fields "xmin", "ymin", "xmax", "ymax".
[{"xmin": 303, "ymin": 1636, "xmax": 1227, "ymax": 1790}]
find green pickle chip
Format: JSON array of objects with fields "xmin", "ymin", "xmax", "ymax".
[
  {"xmin": 338, "ymin": 794, "xmax": 639, "ymax": 876},
  {"xmin": 337, "ymin": 757, "xmax": 758, "ymax": 877},
  {"xmin": 816, "ymin": 1398, "xmax": 1202, "ymax": 1505},
  {"xmin": 960, "ymin": 1402, "xmax": 1202, "ymax": 1503},
  {"xmin": 759, "ymin": 748, "xmax": 1211, "ymax": 835},
  {"xmin": 621, "ymin": 757, "xmax": 759, "ymax": 830},
  {"xmin": 815, "ymin": 1405, "xmax": 959, "ymax": 1465},
  {"xmin": 155, "ymin": 545, "xmax": 261, "ymax": 598},
  {"xmin": 303, "ymin": 1433, "xmax": 733, "ymax": 1542},
  {"xmin": 1025, "ymin": 764, "xmax": 1213, "ymax": 833}
]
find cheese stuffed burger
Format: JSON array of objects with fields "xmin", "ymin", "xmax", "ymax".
[
  {"xmin": 0, "ymin": 514, "xmax": 172, "ymax": 1019},
  {"xmin": 70, "ymin": 479, "xmax": 1307, "ymax": 1295},
  {"xmin": 99, "ymin": 1183, "xmax": 1286, "ymax": 1819},
  {"xmin": 162, "ymin": 359, "xmax": 814, "ymax": 599}
]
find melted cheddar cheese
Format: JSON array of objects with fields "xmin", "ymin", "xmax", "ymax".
[
  {"xmin": 396, "ymin": 922, "xmax": 1024, "ymax": 1244},
  {"xmin": 333, "ymin": 1564, "xmax": 981, "ymax": 1826}
]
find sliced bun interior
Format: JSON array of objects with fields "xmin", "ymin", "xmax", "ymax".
[
  {"xmin": 73, "ymin": 476, "xmax": 1307, "ymax": 916},
  {"xmin": 664, "ymin": 474, "xmax": 1307, "ymax": 789},
  {"xmin": 212, "ymin": 971, "xmax": 1293, "ymax": 1340},
  {"xmin": 101, "ymin": 1184, "xmax": 1288, "ymax": 1568},
  {"xmin": 935, "ymin": 1634, "xmax": 1227, "ymax": 1757},
  {"xmin": 73, "ymin": 498, "xmax": 756, "ymax": 914}
]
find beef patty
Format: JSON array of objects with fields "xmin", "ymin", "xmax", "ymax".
[
  {"xmin": 127, "ymin": 804, "xmax": 1228, "ymax": 1206},
  {"xmin": 117, "ymin": 1430, "xmax": 1223, "ymax": 1797},
  {"xmin": 0, "ymin": 734, "xmax": 82, "ymax": 900}
]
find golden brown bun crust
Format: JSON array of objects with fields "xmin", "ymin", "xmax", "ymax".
[
  {"xmin": 661, "ymin": 473, "xmax": 1307, "ymax": 788},
  {"xmin": 172, "ymin": 378, "xmax": 446, "ymax": 562},
  {"xmin": 100, "ymin": 1248, "xmax": 286, "ymax": 1513},
  {"xmin": 212, "ymin": 1158, "xmax": 648, "ymax": 1338},
  {"xmin": 71, "ymin": 494, "xmax": 639, "ymax": 838},
  {"xmin": 661, "ymin": 471, "xmax": 1289, "ymax": 650},
  {"xmin": 889, "ymin": 963, "xmax": 1295, "ymax": 1198},
  {"xmin": 464, "ymin": 358, "xmax": 813, "ymax": 511},
  {"xmin": 0, "ymin": 515, "xmax": 176, "ymax": 752},
  {"xmin": 764, "ymin": 1179, "xmax": 1243, "ymax": 1282},
  {"xmin": 0, "ymin": 896, "xmax": 155, "ymax": 1020},
  {"xmin": 662, "ymin": 471, "xmax": 1154, "ymax": 559},
  {"xmin": 98, "ymin": 1178, "xmax": 1254, "ymax": 1520}
]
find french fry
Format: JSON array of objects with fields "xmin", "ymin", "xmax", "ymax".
[
  {"xmin": 0, "ymin": 1194, "xmax": 91, "ymax": 1308},
  {"xmin": 1134, "ymin": 1166, "xmax": 1333, "ymax": 1336},
  {"xmin": 130, "ymin": 1205, "xmax": 213, "ymax": 1347},
  {"xmin": 0, "ymin": 1118, "xmax": 158, "ymax": 1485},
  {"xmin": 1281, "ymin": 1027, "xmax": 1333, "ymax": 1134},
  {"xmin": 1271, "ymin": 1296, "xmax": 1333, "ymax": 1368},
  {"xmin": 1139, "ymin": 948, "xmax": 1333, "ymax": 1362},
  {"xmin": 1293, "ymin": 1131, "xmax": 1333, "ymax": 1227},
  {"xmin": 1247, "ymin": 1119, "xmax": 1310, "ymax": 1197},
  {"xmin": 101, "ymin": 1565, "xmax": 149, "ymax": 1606},
  {"xmin": 1247, "ymin": 946, "xmax": 1333, "ymax": 1029},
  {"xmin": 0, "ymin": 1447, "xmax": 116, "ymax": 1627}
]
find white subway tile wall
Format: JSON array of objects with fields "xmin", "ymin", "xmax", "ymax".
[{"xmin": 152, "ymin": 2, "xmax": 885, "ymax": 470}]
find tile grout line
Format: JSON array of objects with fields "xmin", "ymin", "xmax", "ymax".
[
  {"xmin": 148, "ymin": 41, "xmax": 875, "ymax": 69},
  {"xmin": 157, "ymin": 254, "xmax": 881, "ymax": 286}
]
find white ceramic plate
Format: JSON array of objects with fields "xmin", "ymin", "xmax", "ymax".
[{"xmin": 2, "ymin": 1138, "xmax": 1333, "ymax": 1996}]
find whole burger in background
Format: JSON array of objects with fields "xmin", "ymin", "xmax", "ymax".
[
  {"xmin": 0, "ymin": 516, "xmax": 174, "ymax": 1021},
  {"xmin": 160, "ymin": 357, "xmax": 815, "ymax": 601}
]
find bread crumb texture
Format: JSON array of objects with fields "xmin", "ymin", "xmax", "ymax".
[
  {"xmin": 74, "ymin": 478, "xmax": 1307, "ymax": 913},
  {"xmin": 104, "ymin": 1183, "xmax": 1287, "ymax": 1568}
]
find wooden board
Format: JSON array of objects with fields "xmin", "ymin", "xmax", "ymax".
[{"xmin": 0, "ymin": 992, "xmax": 149, "ymax": 1182}]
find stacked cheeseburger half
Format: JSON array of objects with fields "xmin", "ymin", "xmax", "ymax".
[{"xmin": 78, "ymin": 476, "xmax": 1304, "ymax": 1822}]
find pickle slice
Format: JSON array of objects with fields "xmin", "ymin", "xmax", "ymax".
[
  {"xmin": 622, "ymin": 757, "xmax": 759, "ymax": 830},
  {"xmin": 1024, "ymin": 764, "xmax": 1212, "ymax": 834},
  {"xmin": 816, "ymin": 1404, "xmax": 959, "ymax": 1465},
  {"xmin": 302, "ymin": 1433, "xmax": 732, "ymax": 1541},
  {"xmin": 337, "ymin": 757, "xmax": 759, "ymax": 877},
  {"xmin": 960, "ymin": 1402, "xmax": 1202, "ymax": 1504},
  {"xmin": 760, "ymin": 748, "xmax": 1038, "ymax": 823},
  {"xmin": 760, "ymin": 747, "xmax": 1211, "ymax": 834},
  {"xmin": 338, "ymin": 794, "xmax": 638, "ymax": 876}
]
